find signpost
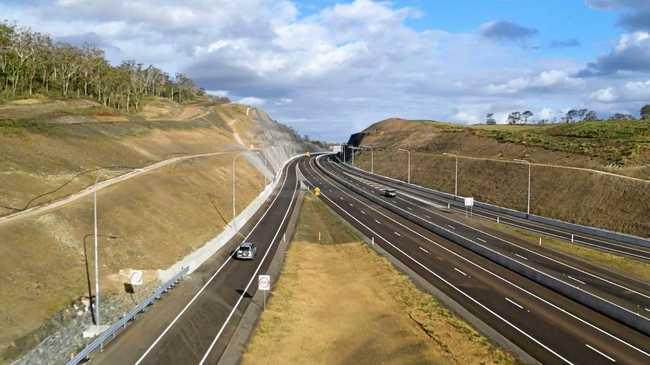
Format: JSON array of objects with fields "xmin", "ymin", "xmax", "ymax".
[
  {"xmin": 129, "ymin": 270, "xmax": 143, "ymax": 286},
  {"xmin": 258, "ymin": 274, "xmax": 271, "ymax": 310},
  {"xmin": 463, "ymin": 197, "xmax": 474, "ymax": 217}
]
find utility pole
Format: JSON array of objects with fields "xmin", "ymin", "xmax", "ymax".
[
  {"xmin": 443, "ymin": 153, "xmax": 458, "ymax": 196},
  {"xmin": 515, "ymin": 159, "xmax": 532, "ymax": 216},
  {"xmin": 93, "ymin": 174, "xmax": 100, "ymax": 327},
  {"xmin": 398, "ymin": 148, "xmax": 410, "ymax": 183},
  {"xmin": 361, "ymin": 145, "xmax": 374, "ymax": 173}
]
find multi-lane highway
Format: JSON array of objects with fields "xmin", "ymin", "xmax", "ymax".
[
  {"xmin": 323, "ymin": 158, "xmax": 650, "ymax": 326},
  {"xmin": 91, "ymin": 157, "xmax": 301, "ymax": 364},
  {"xmin": 337, "ymin": 157, "xmax": 650, "ymax": 261},
  {"xmin": 300, "ymin": 154, "xmax": 650, "ymax": 364}
]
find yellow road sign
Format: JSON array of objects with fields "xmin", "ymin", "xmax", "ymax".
[{"xmin": 314, "ymin": 187, "xmax": 320, "ymax": 196}]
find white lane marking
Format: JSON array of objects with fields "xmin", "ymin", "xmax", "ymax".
[
  {"xmin": 313, "ymin": 156, "xmax": 650, "ymax": 358},
  {"xmin": 419, "ymin": 246, "xmax": 429, "ymax": 254},
  {"xmin": 515, "ymin": 253, "xmax": 528, "ymax": 261},
  {"xmin": 447, "ymin": 224, "xmax": 456, "ymax": 230},
  {"xmin": 375, "ymin": 219, "xmax": 382, "ymax": 224},
  {"xmin": 339, "ymin": 196, "xmax": 344, "ymax": 200},
  {"xmin": 361, "ymin": 210, "xmax": 366, "ymax": 215},
  {"xmin": 645, "ymin": 307, "xmax": 650, "ymax": 313},
  {"xmin": 424, "ymin": 215, "xmax": 431, "ymax": 219},
  {"xmin": 407, "ymin": 206, "xmax": 413, "ymax": 210},
  {"xmin": 136, "ymin": 161, "xmax": 294, "ymax": 365},
  {"xmin": 198, "ymin": 168, "xmax": 300, "ymax": 365},
  {"xmin": 567, "ymin": 275, "xmax": 586, "ymax": 285},
  {"xmin": 302, "ymin": 172, "xmax": 574, "ymax": 365},
  {"xmin": 394, "ymin": 231, "xmax": 402, "ymax": 237},
  {"xmin": 454, "ymin": 267, "xmax": 468, "ymax": 277},
  {"xmin": 505, "ymin": 297, "xmax": 524, "ymax": 310},
  {"xmin": 476, "ymin": 237, "xmax": 486, "ymax": 243},
  {"xmin": 349, "ymin": 203, "xmax": 353, "ymax": 207},
  {"xmin": 585, "ymin": 344, "xmax": 616, "ymax": 362}
]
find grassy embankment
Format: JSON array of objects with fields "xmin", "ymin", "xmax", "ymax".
[
  {"xmin": 242, "ymin": 194, "xmax": 517, "ymax": 365},
  {"xmin": 354, "ymin": 119, "xmax": 650, "ymax": 237},
  {"xmin": 0, "ymin": 97, "xmax": 270, "ymax": 362}
]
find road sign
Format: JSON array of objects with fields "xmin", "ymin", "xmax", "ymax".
[
  {"xmin": 314, "ymin": 187, "xmax": 321, "ymax": 196},
  {"xmin": 464, "ymin": 197, "xmax": 474, "ymax": 207},
  {"xmin": 129, "ymin": 270, "xmax": 143, "ymax": 286},
  {"xmin": 258, "ymin": 275, "xmax": 271, "ymax": 291}
]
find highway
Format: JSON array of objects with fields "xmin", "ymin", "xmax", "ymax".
[
  {"xmin": 300, "ymin": 154, "xmax": 650, "ymax": 364},
  {"xmin": 338, "ymin": 156, "xmax": 650, "ymax": 261},
  {"xmin": 91, "ymin": 157, "xmax": 301, "ymax": 365},
  {"xmin": 323, "ymin": 158, "xmax": 650, "ymax": 325}
]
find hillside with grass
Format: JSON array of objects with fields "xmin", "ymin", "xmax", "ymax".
[
  {"xmin": 351, "ymin": 118, "xmax": 650, "ymax": 237},
  {"xmin": 0, "ymin": 96, "xmax": 310, "ymax": 363}
]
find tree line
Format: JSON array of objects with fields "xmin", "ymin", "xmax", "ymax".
[
  {"xmin": 486, "ymin": 105, "xmax": 650, "ymax": 125},
  {"xmin": 0, "ymin": 21, "xmax": 205, "ymax": 112}
]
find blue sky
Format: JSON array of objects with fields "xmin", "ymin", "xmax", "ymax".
[{"xmin": 2, "ymin": 0, "xmax": 650, "ymax": 141}]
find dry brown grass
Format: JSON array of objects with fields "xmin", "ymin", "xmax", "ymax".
[
  {"xmin": 242, "ymin": 195, "xmax": 516, "ymax": 365},
  {"xmin": 0, "ymin": 153, "xmax": 264, "ymax": 362},
  {"xmin": 354, "ymin": 150, "xmax": 650, "ymax": 237}
]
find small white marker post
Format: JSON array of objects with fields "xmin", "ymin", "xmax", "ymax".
[
  {"xmin": 258, "ymin": 275, "xmax": 271, "ymax": 310},
  {"xmin": 571, "ymin": 234, "xmax": 574, "ymax": 244},
  {"xmin": 539, "ymin": 237, "xmax": 542, "ymax": 246},
  {"xmin": 497, "ymin": 216, "xmax": 500, "ymax": 224},
  {"xmin": 318, "ymin": 231, "xmax": 321, "ymax": 242},
  {"xmin": 372, "ymin": 236, "xmax": 375, "ymax": 246}
]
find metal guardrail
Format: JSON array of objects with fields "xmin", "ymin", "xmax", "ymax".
[{"xmin": 67, "ymin": 266, "xmax": 189, "ymax": 365}]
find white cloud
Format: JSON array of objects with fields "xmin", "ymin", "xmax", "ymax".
[
  {"xmin": 237, "ymin": 96, "xmax": 266, "ymax": 106},
  {"xmin": 591, "ymin": 80, "xmax": 650, "ymax": 103},
  {"xmin": 487, "ymin": 70, "xmax": 584, "ymax": 94}
]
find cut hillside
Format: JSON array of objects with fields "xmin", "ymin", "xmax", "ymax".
[
  {"xmin": 0, "ymin": 96, "xmax": 309, "ymax": 363},
  {"xmin": 351, "ymin": 118, "xmax": 650, "ymax": 237}
]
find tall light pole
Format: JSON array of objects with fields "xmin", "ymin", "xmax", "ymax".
[
  {"xmin": 93, "ymin": 173, "xmax": 101, "ymax": 327},
  {"xmin": 514, "ymin": 159, "xmax": 532, "ymax": 216},
  {"xmin": 361, "ymin": 145, "xmax": 374, "ymax": 173},
  {"xmin": 443, "ymin": 153, "xmax": 459, "ymax": 196},
  {"xmin": 398, "ymin": 148, "xmax": 410, "ymax": 184},
  {"xmin": 232, "ymin": 148, "xmax": 262, "ymax": 221}
]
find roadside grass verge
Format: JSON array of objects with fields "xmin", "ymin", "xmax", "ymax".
[
  {"xmin": 242, "ymin": 194, "xmax": 517, "ymax": 364},
  {"xmin": 471, "ymin": 217, "xmax": 650, "ymax": 283}
]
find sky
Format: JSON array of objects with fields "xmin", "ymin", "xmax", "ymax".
[{"xmin": 3, "ymin": 0, "xmax": 650, "ymax": 141}]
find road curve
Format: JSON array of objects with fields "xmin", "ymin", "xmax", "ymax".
[
  {"xmin": 91, "ymin": 157, "xmax": 300, "ymax": 365},
  {"xmin": 302, "ymin": 154, "xmax": 650, "ymax": 365}
]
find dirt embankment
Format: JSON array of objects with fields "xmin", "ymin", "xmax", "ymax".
[
  {"xmin": 242, "ymin": 194, "xmax": 516, "ymax": 365},
  {"xmin": 353, "ymin": 119, "xmax": 650, "ymax": 237},
  {"xmin": 0, "ymin": 97, "xmax": 307, "ymax": 363}
]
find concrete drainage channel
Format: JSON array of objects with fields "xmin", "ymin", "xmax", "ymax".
[{"xmin": 317, "ymin": 157, "xmax": 650, "ymax": 336}]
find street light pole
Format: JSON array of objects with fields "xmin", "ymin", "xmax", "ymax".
[
  {"xmin": 443, "ymin": 153, "xmax": 458, "ymax": 196},
  {"xmin": 361, "ymin": 145, "xmax": 374, "ymax": 173},
  {"xmin": 93, "ymin": 173, "xmax": 101, "ymax": 326},
  {"xmin": 398, "ymin": 148, "xmax": 410, "ymax": 184},
  {"xmin": 515, "ymin": 159, "xmax": 532, "ymax": 216}
]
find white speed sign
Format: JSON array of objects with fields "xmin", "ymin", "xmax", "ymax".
[{"xmin": 258, "ymin": 275, "xmax": 271, "ymax": 291}]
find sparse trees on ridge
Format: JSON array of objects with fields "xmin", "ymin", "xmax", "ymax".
[
  {"xmin": 0, "ymin": 21, "xmax": 204, "ymax": 111},
  {"xmin": 641, "ymin": 104, "xmax": 650, "ymax": 120}
]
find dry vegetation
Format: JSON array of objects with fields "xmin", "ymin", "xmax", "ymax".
[
  {"xmin": 0, "ymin": 96, "xmax": 302, "ymax": 362},
  {"xmin": 353, "ymin": 118, "xmax": 650, "ymax": 237},
  {"xmin": 242, "ymin": 194, "xmax": 516, "ymax": 365}
]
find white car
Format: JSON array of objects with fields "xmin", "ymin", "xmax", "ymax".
[{"xmin": 236, "ymin": 242, "xmax": 257, "ymax": 260}]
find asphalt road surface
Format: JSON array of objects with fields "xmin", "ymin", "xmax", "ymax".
[
  {"xmin": 92, "ymin": 158, "xmax": 300, "ymax": 365},
  {"xmin": 338, "ymin": 156, "xmax": 650, "ymax": 262},
  {"xmin": 323, "ymin": 157, "xmax": 650, "ymax": 323},
  {"xmin": 300, "ymin": 155, "xmax": 650, "ymax": 365}
]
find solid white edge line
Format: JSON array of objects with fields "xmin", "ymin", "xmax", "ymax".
[
  {"xmin": 135, "ymin": 159, "xmax": 294, "ymax": 365},
  {"xmin": 391, "ymin": 193, "xmax": 650, "ymax": 301},
  {"xmin": 506, "ymin": 297, "xmax": 525, "ymax": 310},
  {"xmin": 318, "ymin": 156, "xmax": 650, "ymax": 358},
  {"xmin": 198, "ymin": 165, "xmax": 299, "ymax": 364},
  {"xmin": 341, "ymin": 166, "xmax": 650, "ymax": 320},
  {"xmin": 585, "ymin": 344, "xmax": 617, "ymax": 362},
  {"xmin": 303, "ymin": 161, "xmax": 575, "ymax": 365}
]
